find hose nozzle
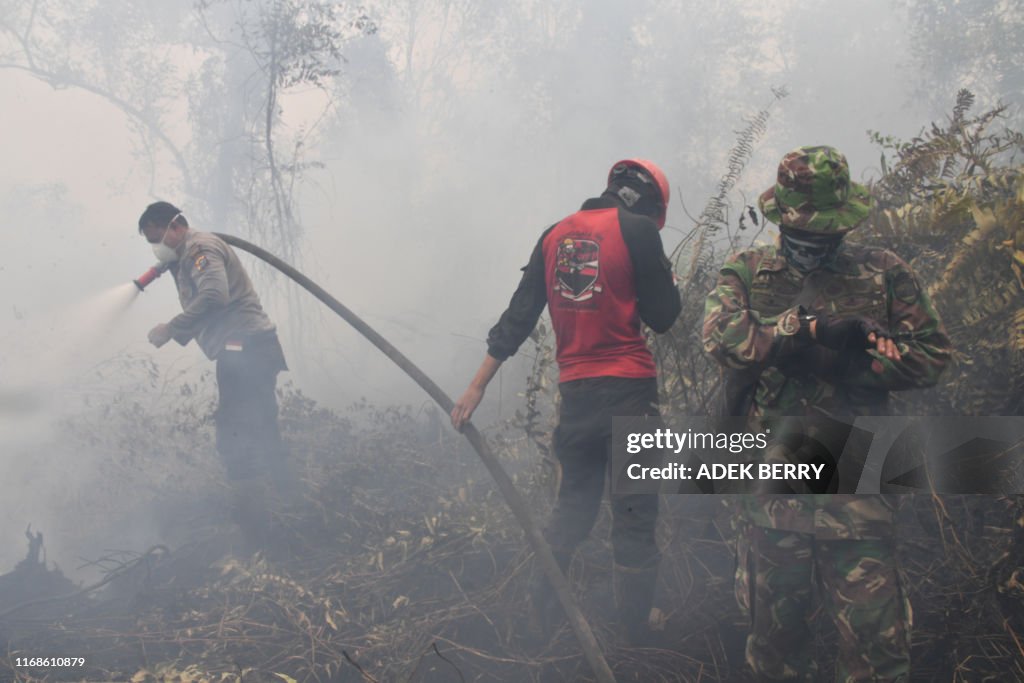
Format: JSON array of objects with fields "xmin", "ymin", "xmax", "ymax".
[{"xmin": 133, "ymin": 262, "xmax": 170, "ymax": 291}]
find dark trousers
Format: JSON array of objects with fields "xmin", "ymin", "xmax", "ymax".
[
  {"xmin": 215, "ymin": 330, "xmax": 288, "ymax": 482},
  {"xmin": 544, "ymin": 376, "xmax": 661, "ymax": 569}
]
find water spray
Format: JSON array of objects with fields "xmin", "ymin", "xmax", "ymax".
[
  {"xmin": 133, "ymin": 262, "xmax": 171, "ymax": 291},
  {"xmin": 211, "ymin": 233, "xmax": 617, "ymax": 683}
]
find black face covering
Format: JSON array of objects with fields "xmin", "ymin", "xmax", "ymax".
[
  {"xmin": 606, "ymin": 182, "xmax": 662, "ymax": 224},
  {"xmin": 780, "ymin": 231, "xmax": 842, "ymax": 272}
]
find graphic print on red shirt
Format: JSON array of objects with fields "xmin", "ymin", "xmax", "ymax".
[
  {"xmin": 542, "ymin": 208, "xmax": 656, "ymax": 382},
  {"xmin": 554, "ymin": 238, "xmax": 603, "ymax": 302}
]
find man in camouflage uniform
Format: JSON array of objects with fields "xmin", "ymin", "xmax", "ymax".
[{"xmin": 702, "ymin": 146, "xmax": 950, "ymax": 681}]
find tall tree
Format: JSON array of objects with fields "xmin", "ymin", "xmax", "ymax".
[
  {"xmin": 0, "ymin": 0, "xmax": 375, "ymax": 257},
  {"xmin": 901, "ymin": 0, "xmax": 1024, "ymax": 120}
]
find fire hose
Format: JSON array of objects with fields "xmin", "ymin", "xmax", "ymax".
[{"xmin": 135, "ymin": 235, "xmax": 617, "ymax": 683}]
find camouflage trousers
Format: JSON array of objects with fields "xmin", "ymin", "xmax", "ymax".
[{"xmin": 734, "ymin": 525, "xmax": 910, "ymax": 682}]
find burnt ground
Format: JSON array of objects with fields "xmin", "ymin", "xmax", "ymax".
[{"xmin": 1, "ymin": 394, "xmax": 1023, "ymax": 682}]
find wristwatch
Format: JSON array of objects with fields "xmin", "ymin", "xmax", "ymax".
[{"xmin": 797, "ymin": 312, "xmax": 817, "ymax": 340}]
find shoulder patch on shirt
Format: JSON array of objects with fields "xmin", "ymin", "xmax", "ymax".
[{"xmin": 194, "ymin": 254, "xmax": 209, "ymax": 272}]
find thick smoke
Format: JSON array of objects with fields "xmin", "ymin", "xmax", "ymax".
[{"xmin": 0, "ymin": 6, "xmax": 1019, "ymax": 675}]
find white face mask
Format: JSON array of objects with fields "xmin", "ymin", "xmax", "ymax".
[
  {"xmin": 151, "ymin": 214, "xmax": 183, "ymax": 263},
  {"xmin": 152, "ymin": 242, "xmax": 178, "ymax": 263}
]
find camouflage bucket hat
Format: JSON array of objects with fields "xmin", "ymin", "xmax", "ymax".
[{"xmin": 758, "ymin": 145, "xmax": 872, "ymax": 234}]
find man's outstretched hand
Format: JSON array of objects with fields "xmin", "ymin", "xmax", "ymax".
[
  {"xmin": 451, "ymin": 385, "xmax": 485, "ymax": 432},
  {"xmin": 450, "ymin": 354, "xmax": 504, "ymax": 432}
]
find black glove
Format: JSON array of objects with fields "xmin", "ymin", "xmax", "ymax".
[{"xmin": 815, "ymin": 316, "xmax": 891, "ymax": 351}]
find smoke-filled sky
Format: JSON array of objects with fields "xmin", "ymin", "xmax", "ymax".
[
  {"xmin": 0, "ymin": 0, "xmax": 953, "ymax": 403},
  {"xmin": 0, "ymin": 0, "xmax": 1019, "ymax": 570}
]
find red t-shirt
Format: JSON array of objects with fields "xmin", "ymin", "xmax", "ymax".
[
  {"xmin": 485, "ymin": 195, "xmax": 680, "ymax": 383},
  {"xmin": 541, "ymin": 207, "xmax": 657, "ymax": 381}
]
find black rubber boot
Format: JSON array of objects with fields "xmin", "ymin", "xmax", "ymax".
[
  {"xmin": 229, "ymin": 476, "xmax": 274, "ymax": 555},
  {"xmin": 614, "ymin": 562, "xmax": 658, "ymax": 647}
]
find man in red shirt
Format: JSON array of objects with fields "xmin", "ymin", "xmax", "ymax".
[{"xmin": 451, "ymin": 160, "xmax": 681, "ymax": 642}]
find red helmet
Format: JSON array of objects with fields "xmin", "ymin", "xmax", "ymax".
[{"xmin": 608, "ymin": 159, "xmax": 670, "ymax": 229}]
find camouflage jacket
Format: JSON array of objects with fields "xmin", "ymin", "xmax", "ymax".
[
  {"xmin": 703, "ymin": 242, "xmax": 950, "ymax": 417},
  {"xmin": 702, "ymin": 242, "xmax": 951, "ymax": 537}
]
